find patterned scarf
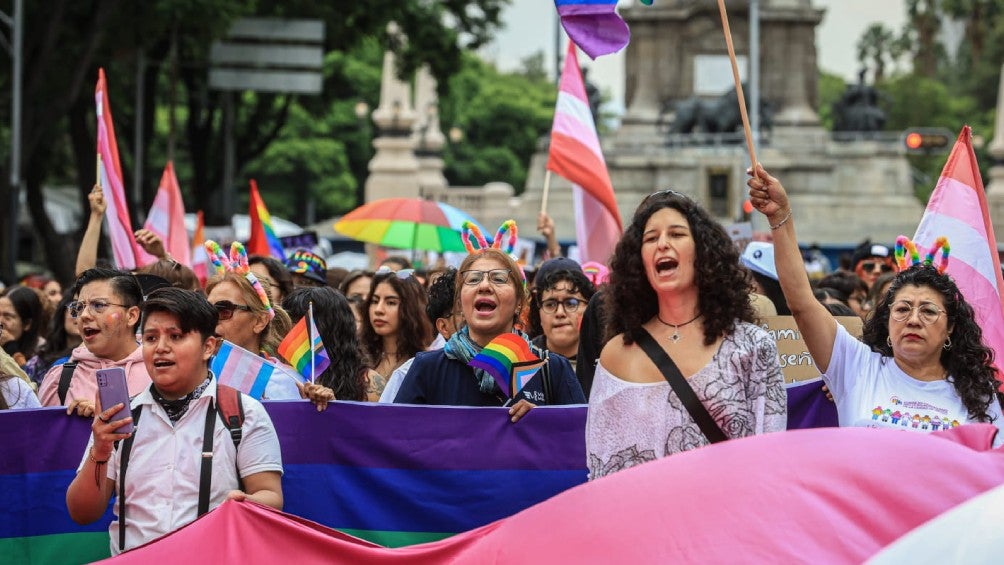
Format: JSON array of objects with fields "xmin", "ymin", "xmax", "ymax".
[
  {"xmin": 444, "ymin": 326, "xmax": 546, "ymax": 395},
  {"xmin": 151, "ymin": 375, "xmax": 212, "ymax": 423}
]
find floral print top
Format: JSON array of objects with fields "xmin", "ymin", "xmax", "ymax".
[{"xmin": 586, "ymin": 320, "xmax": 787, "ymax": 480}]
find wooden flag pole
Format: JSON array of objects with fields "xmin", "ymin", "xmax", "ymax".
[
  {"xmin": 540, "ymin": 170, "xmax": 553, "ymax": 216},
  {"xmin": 716, "ymin": 0, "xmax": 758, "ymax": 173}
]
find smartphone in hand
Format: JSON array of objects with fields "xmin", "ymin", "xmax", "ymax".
[{"xmin": 96, "ymin": 367, "xmax": 134, "ymax": 434}]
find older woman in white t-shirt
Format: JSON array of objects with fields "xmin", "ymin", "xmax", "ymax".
[{"xmin": 749, "ymin": 166, "xmax": 1004, "ymax": 440}]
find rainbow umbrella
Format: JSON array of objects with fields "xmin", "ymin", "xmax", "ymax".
[{"xmin": 333, "ymin": 198, "xmax": 483, "ymax": 252}]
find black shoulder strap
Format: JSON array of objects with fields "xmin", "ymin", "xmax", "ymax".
[
  {"xmin": 197, "ymin": 397, "xmax": 217, "ymax": 517},
  {"xmin": 213, "ymin": 384, "xmax": 246, "ymax": 492},
  {"xmin": 57, "ymin": 362, "xmax": 78, "ymax": 405},
  {"xmin": 118, "ymin": 404, "xmax": 143, "ymax": 552},
  {"xmin": 636, "ymin": 328, "xmax": 728, "ymax": 444}
]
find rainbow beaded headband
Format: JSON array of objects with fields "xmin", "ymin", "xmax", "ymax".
[
  {"xmin": 894, "ymin": 235, "xmax": 950, "ymax": 274},
  {"xmin": 461, "ymin": 219, "xmax": 526, "ymax": 287},
  {"xmin": 204, "ymin": 240, "xmax": 275, "ymax": 320}
]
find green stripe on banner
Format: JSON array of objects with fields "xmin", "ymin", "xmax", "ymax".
[
  {"xmin": 0, "ymin": 532, "xmax": 110, "ymax": 565},
  {"xmin": 336, "ymin": 528, "xmax": 453, "ymax": 548}
]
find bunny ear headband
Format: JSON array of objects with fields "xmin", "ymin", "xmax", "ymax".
[
  {"xmin": 461, "ymin": 219, "xmax": 527, "ymax": 287},
  {"xmin": 204, "ymin": 240, "xmax": 275, "ymax": 320},
  {"xmin": 894, "ymin": 235, "xmax": 950, "ymax": 274}
]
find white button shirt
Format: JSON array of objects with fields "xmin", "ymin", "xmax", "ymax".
[{"xmin": 79, "ymin": 379, "xmax": 283, "ymax": 555}]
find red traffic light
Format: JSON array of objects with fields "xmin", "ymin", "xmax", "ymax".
[{"xmin": 901, "ymin": 128, "xmax": 953, "ymax": 154}]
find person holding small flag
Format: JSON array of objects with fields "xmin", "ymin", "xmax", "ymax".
[{"xmin": 394, "ymin": 221, "xmax": 585, "ymax": 422}]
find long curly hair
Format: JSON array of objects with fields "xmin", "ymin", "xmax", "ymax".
[
  {"xmin": 606, "ymin": 191, "xmax": 756, "ymax": 346},
  {"xmin": 283, "ymin": 287, "xmax": 368, "ymax": 402},
  {"xmin": 862, "ymin": 265, "xmax": 1002, "ymax": 422},
  {"xmin": 360, "ymin": 270, "xmax": 432, "ymax": 366}
]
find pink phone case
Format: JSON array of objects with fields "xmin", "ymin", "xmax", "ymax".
[{"xmin": 96, "ymin": 367, "xmax": 134, "ymax": 434}]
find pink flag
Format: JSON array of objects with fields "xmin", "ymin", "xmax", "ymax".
[
  {"xmin": 96, "ymin": 68, "xmax": 142, "ymax": 269},
  {"xmin": 143, "ymin": 161, "xmax": 191, "ymax": 266},
  {"xmin": 190, "ymin": 210, "xmax": 209, "ymax": 286},
  {"xmin": 547, "ymin": 43, "xmax": 622, "ymax": 265},
  {"xmin": 913, "ymin": 126, "xmax": 1004, "ymax": 389}
]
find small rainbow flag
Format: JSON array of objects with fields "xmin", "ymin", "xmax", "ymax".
[
  {"xmin": 278, "ymin": 305, "xmax": 330, "ymax": 382},
  {"xmin": 247, "ymin": 179, "xmax": 285, "ymax": 259},
  {"xmin": 469, "ymin": 333, "xmax": 545, "ymax": 399}
]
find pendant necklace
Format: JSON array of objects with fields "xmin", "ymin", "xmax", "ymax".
[{"xmin": 657, "ymin": 313, "xmax": 701, "ymax": 343}]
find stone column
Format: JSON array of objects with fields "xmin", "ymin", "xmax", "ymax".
[
  {"xmin": 412, "ymin": 65, "xmax": 448, "ymax": 197},
  {"xmin": 365, "ymin": 22, "xmax": 421, "ymax": 202},
  {"xmin": 617, "ymin": 10, "xmax": 662, "ymax": 143},
  {"xmin": 985, "ymin": 63, "xmax": 1004, "ymax": 225}
]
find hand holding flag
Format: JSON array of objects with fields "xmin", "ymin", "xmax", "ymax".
[{"xmin": 278, "ymin": 304, "xmax": 331, "ymax": 383}]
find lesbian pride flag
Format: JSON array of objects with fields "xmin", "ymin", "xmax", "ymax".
[
  {"xmin": 554, "ymin": 0, "xmax": 630, "ymax": 59},
  {"xmin": 278, "ymin": 306, "xmax": 330, "ymax": 382},
  {"xmin": 913, "ymin": 126, "xmax": 1004, "ymax": 388},
  {"xmin": 547, "ymin": 42, "xmax": 622, "ymax": 265},
  {"xmin": 247, "ymin": 179, "xmax": 285, "ymax": 259},
  {"xmin": 96, "ymin": 68, "xmax": 142, "ymax": 270},
  {"xmin": 469, "ymin": 333, "xmax": 545, "ymax": 398},
  {"xmin": 143, "ymin": 161, "xmax": 190, "ymax": 267}
]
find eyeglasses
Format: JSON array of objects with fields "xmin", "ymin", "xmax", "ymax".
[
  {"xmin": 68, "ymin": 299, "xmax": 131, "ymax": 319},
  {"xmin": 375, "ymin": 266, "xmax": 416, "ymax": 279},
  {"xmin": 890, "ymin": 301, "xmax": 945, "ymax": 325},
  {"xmin": 861, "ymin": 261, "xmax": 893, "ymax": 273},
  {"xmin": 461, "ymin": 269, "xmax": 511, "ymax": 286},
  {"xmin": 213, "ymin": 300, "xmax": 254, "ymax": 321},
  {"xmin": 540, "ymin": 297, "xmax": 584, "ymax": 314}
]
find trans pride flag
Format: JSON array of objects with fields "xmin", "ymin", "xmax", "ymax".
[
  {"xmin": 913, "ymin": 126, "xmax": 1004, "ymax": 388},
  {"xmin": 277, "ymin": 306, "xmax": 330, "ymax": 382},
  {"xmin": 246, "ymin": 180, "xmax": 285, "ymax": 259},
  {"xmin": 211, "ymin": 340, "xmax": 291, "ymax": 399},
  {"xmin": 554, "ymin": 0, "xmax": 630, "ymax": 59},
  {"xmin": 468, "ymin": 333, "xmax": 545, "ymax": 399}
]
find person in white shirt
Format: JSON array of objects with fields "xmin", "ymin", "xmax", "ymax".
[
  {"xmin": 749, "ymin": 165, "xmax": 1004, "ymax": 441},
  {"xmin": 66, "ymin": 288, "xmax": 283, "ymax": 555}
]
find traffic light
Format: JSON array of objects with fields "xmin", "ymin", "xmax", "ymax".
[{"xmin": 901, "ymin": 128, "xmax": 953, "ymax": 154}]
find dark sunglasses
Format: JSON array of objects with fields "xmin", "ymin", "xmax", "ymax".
[
  {"xmin": 861, "ymin": 261, "xmax": 893, "ymax": 273},
  {"xmin": 640, "ymin": 188, "xmax": 693, "ymax": 207},
  {"xmin": 213, "ymin": 300, "xmax": 253, "ymax": 321}
]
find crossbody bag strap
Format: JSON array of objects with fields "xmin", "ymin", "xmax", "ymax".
[
  {"xmin": 57, "ymin": 362, "xmax": 78, "ymax": 405},
  {"xmin": 636, "ymin": 328, "xmax": 728, "ymax": 444}
]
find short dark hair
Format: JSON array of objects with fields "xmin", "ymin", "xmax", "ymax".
[
  {"xmin": 426, "ymin": 267, "xmax": 457, "ymax": 323},
  {"xmin": 141, "ymin": 288, "xmax": 218, "ymax": 340},
  {"xmin": 72, "ymin": 268, "xmax": 144, "ymax": 331},
  {"xmin": 529, "ymin": 268, "xmax": 596, "ymax": 338}
]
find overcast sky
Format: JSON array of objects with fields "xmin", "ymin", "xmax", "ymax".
[{"xmin": 484, "ymin": 0, "xmax": 907, "ymax": 111}]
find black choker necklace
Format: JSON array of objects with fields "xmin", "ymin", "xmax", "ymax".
[{"xmin": 656, "ymin": 313, "xmax": 701, "ymax": 343}]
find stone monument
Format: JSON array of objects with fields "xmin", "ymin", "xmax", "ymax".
[{"xmin": 986, "ymin": 62, "xmax": 1004, "ymax": 226}]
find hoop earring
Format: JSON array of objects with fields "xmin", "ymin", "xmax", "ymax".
[
  {"xmin": 886, "ymin": 336, "xmax": 892, "ymax": 348},
  {"xmin": 944, "ymin": 336, "xmax": 952, "ymax": 350}
]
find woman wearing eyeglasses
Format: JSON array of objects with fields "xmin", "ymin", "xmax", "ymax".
[
  {"xmin": 748, "ymin": 165, "xmax": 1004, "ymax": 440},
  {"xmin": 205, "ymin": 271, "xmax": 299, "ymax": 399},
  {"xmin": 528, "ymin": 261, "xmax": 596, "ymax": 372},
  {"xmin": 587, "ymin": 190, "xmax": 786, "ymax": 480},
  {"xmin": 38, "ymin": 269, "xmax": 151, "ymax": 415},
  {"xmin": 394, "ymin": 248, "xmax": 585, "ymax": 422}
]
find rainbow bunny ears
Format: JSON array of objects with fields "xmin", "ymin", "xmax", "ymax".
[
  {"xmin": 895, "ymin": 236, "xmax": 950, "ymax": 274},
  {"xmin": 461, "ymin": 220, "xmax": 518, "ymax": 255},
  {"xmin": 204, "ymin": 240, "xmax": 275, "ymax": 320}
]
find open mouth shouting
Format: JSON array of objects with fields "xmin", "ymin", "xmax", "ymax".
[
  {"xmin": 654, "ymin": 256, "xmax": 679, "ymax": 277},
  {"xmin": 473, "ymin": 297, "xmax": 498, "ymax": 318},
  {"xmin": 81, "ymin": 326, "xmax": 102, "ymax": 341},
  {"xmin": 151, "ymin": 357, "xmax": 176, "ymax": 372}
]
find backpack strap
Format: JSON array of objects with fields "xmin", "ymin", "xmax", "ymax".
[
  {"xmin": 57, "ymin": 362, "xmax": 78, "ymax": 405},
  {"xmin": 213, "ymin": 384, "xmax": 246, "ymax": 492},
  {"xmin": 197, "ymin": 397, "xmax": 217, "ymax": 517},
  {"xmin": 117, "ymin": 404, "xmax": 143, "ymax": 552}
]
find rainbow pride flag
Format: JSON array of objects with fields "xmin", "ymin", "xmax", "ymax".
[
  {"xmin": 0, "ymin": 403, "xmax": 588, "ymax": 563},
  {"xmin": 246, "ymin": 179, "xmax": 285, "ymax": 259},
  {"xmin": 468, "ymin": 333, "xmax": 546, "ymax": 399},
  {"xmin": 277, "ymin": 307, "xmax": 330, "ymax": 382}
]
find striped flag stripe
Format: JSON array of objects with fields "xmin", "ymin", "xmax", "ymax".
[{"xmin": 921, "ymin": 212, "xmax": 1000, "ymax": 289}]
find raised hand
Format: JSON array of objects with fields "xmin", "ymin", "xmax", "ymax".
[
  {"xmin": 88, "ymin": 184, "xmax": 107, "ymax": 217},
  {"xmin": 746, "ymin": 164, "xmax": 790, "ymax": 228}
]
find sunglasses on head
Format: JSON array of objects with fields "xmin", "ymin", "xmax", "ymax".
[
  {"xmin": 861, "ymin": 261, "xmax": 893, "ymax": 273},
  {"xmin": 375, "ymin": 266, "xmax": 416, "ymax": 280},
  {"xmin": 640, "ymin": 189, "xmax": 693, "ymax": 208},
  {"xmin": 213, "ymin": 300, "xmax": 253, "ymax": 321}
]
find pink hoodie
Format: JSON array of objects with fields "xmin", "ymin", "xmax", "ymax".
[{"xmin": 38, "ymin": 344, "xmax": 151, "ymax": 407}]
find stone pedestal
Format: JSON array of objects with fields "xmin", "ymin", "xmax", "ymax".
[
  {"xmin": 413, "ymin": 66, "xmax": 448, "ymax": 197},
  {"xmin": 985, "ymin": 63, "xmax": 1004, "ymax": 228}
]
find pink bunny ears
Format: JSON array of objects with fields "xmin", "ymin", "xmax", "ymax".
[
  {"xmin": 204, "ymin": 240, "xmax": 275, "ymax": 320},
  {"xmin": 461, "ymin": 220, "xmax": 518, "ymax": 255},
  {"xmin": 895, "ymin": 236, "xmax": 950, "ymax": 274}
]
